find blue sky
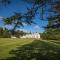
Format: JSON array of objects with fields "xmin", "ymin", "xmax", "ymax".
[{"xmin": 0, "ymin": 0, "xmax": 48, "ymax": 33}]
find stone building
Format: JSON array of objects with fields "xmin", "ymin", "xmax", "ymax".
[{"xmin": 21, "ymin": 33, "xmax": 40, "ymax": 39}]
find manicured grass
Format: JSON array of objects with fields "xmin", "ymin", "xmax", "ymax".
[
  {"xmin": 0, "ymin": 38, "xmax": 34, "ymax": 59},
  {"xmin": 0, "ymin": 38, "xmax": 60, "ymax": 60}
]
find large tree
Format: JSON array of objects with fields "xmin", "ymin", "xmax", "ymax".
[
  {"xmin": 44, "ymin": 0, "xmax": 60, "ymax": 40},
  {"xmin": 1, "ymin": 0, "xmax": 60, "ymax": 38}
]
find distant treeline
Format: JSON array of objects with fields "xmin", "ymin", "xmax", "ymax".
[
  {"xmin": 0, "ymin": 27, "xmax": 26, "ymax": 38},
  {"xmin": 41, "ymin": 29, "xmax": 60, "ymax": 40}
]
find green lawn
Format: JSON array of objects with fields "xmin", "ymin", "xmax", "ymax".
[
  {"xmin": 0, "ymin": 38, "xmax": 60, "ymax": 60},
  {"xmin": 0, "ymin": 38, "xmax": 34, "ymax": 59}
]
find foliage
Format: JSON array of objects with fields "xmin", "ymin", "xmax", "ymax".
[
  {"xmin": 43, "ymin": 14, "xmax": 60, "ymax": 40},
  {"xmin": 42, "ymin": 29, "xmax": 60, "ymax": 40},
  {"xmin": 0, "ymin": 27, "xmax": 11, "ymax": 38},
  {"xmin": 3, "ymin": 11, "xmax": 36, "ymax": 35},
  {"xmin": 13, "ymin": 30, "xmax": 26, "ymax": 38},
  {"xmin": 0, "ymin": 27, "xmax": 26, "ymax": 38}
]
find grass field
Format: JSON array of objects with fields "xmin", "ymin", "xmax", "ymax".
[
  {"xmin": 0, "ymin": 38, "xmax": 34, "ymax": 59},
  {"xmin": 0, "ymin": 38, "xmax": 60, "ymax": 60}
]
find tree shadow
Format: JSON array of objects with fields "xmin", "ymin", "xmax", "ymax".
[{"xmin": 2, "ymin": 40, "xmax": 60, "ymax": 60}]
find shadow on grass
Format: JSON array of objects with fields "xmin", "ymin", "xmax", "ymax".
[{"xmin": 2, "ymin": 40, "xmax": 60, "ymax": 60}]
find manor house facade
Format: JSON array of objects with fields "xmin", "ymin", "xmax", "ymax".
[{"xmin": 21, "ymin": 33, "xmax": 40, "ymax": 39}]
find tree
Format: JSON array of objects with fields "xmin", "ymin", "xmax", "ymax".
[
  {"xmin": 43, "ymin": 0, "xmax": 60, "ymax": 40},
  {"xmin": 3, "ymin": 10, "xmax": 35, "ymax": 35},
  {"xmin": 44, "ymin": 14, "xmax": 60, "ymax": 40},
  {"xmin": 12, "ymin": 30, "xmax": 26, "ymax": 38},
  {"xmin": 0, "ymin": 0, "xmax": 11, "ymax": 6},
  {"xmin": 0, "ymin": 27, "xmax": 11, "ymax": 38},
  {"xmin": 1, "ymin": 0, "xmax": 60, "ymax": 39},
  {"xmin": 0, "ymin": 27, "xmax": 4, "ymax": 37}
]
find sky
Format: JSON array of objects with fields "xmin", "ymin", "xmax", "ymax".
[{"xmin": 0, "ymin": 0, "xmax": 48, "ymax": 33}]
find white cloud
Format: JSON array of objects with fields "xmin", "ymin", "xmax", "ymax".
[
  {"xmin": 0, "ymin": 16, "xmax": 3, "ymax": 19},
  {"xmin": 33, "ymin": 25, "xmax": 40, "ymax": 29},
  {"xmin": 18, "ymin": 29, "xmax": 29, "ymax": 33},
  {"xmin": 4, "ymin": 25, "xmax": 13, "ymax": 29},
  {"xmin": 22, "ymin": 22, "xmax": 27, "ymax": 26}
]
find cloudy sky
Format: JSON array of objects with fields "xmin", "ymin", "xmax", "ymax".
[{"xmin": 0, "ymin": 0, "xmax": 48, "ymax": 33}]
